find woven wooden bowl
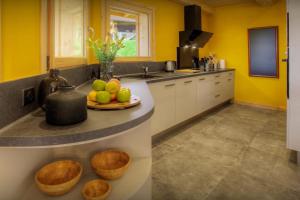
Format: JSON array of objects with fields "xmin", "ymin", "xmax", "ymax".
[
  {"xmin": 91, "ymin": 150, "xmax": 131, "ymax": 180},
  {"xmin": 82, "ymin": 179, "xmax": 111, "ymax": 200},
  {"xmin": 35, "ymin": 160, "xmax": 83, "ymax": 196}
]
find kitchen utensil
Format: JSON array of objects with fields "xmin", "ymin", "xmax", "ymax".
[
  {"xmin": 45, "ymin": 86, "xmax": 87, "ymax": 125},
  {"xmin": 87, "ymin": 95, "xmax": 141, "ymax": 110},
  {"xmin": 35, "ymin": 160, "xmax": 83, "ymax": 196},
  {"xmin": 219, "ymin": 59, "xmax": 226, "ymax": 69},
  {"xmin": 91, "ymin": 150, "xmax": 131, "ymax": 180},
  {"xmin": 82, "ymin": 179, "xmax": 111, "ymax": 200},
  {"xmin": 165, "ymin": 61, "xmax": 176, "ymax": 72}
]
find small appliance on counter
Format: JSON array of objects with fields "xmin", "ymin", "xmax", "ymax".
[
  {"xmin": 165, "ymin": 61, "xmax": 176, "ymax": 72},
  {"xmin": 38, "ymin": 69, "xmax": 69, "ymax": 108},
  {"xmin": 45, "ymin": 85, "xmax": 87, "ymax": 126}
]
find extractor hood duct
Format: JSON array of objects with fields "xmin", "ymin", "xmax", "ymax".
[{"xmin": 179, "ymin": 5, "xmax": 213, "ymax": 48}]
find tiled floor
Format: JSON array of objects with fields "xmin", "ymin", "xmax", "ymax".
[{"xmin": 152, "ymin": 104, "xmax": 300, "ymax": 200}]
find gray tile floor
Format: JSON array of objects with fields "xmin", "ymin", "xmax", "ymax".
[{"xmin": 152, "ymin": 104, "xmax": 300, "ymax": 200}]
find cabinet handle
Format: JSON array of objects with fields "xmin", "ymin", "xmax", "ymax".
[
  {"xmin": 229, "ymin": 73, "xmax": 232, "ymax": 75},
  {"xmin": 215, "ymin": 75, "xmax": 220, "ymax": 78},
  {"xmin": 184, "ymin": 80, "xmax": 193, "ymax": 84},
  {"xmin": 215, "ymin": 81, "xmax": 220, "ymax": 85},
  {"xmin": 228, "ymin": 79, "xmax": 232, "ymax": 81},
  {"xmin": 215, "ymin": 94, "xmax": 220, "ymax": 98},
  {"xmin": 165, "ymin": 83, "xmax": 175, "ymax": 87},
  {"xmin": 199, "ymin": 78, "xmax": 205, "ymax": 81}
]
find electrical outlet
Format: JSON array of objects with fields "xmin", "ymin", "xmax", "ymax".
[{"xmin": 22, "ymin": 87, "xmax": 35, "ymax": 106}]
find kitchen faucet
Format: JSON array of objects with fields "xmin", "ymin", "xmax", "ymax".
[{"xmin": 142, "ymin": 66, "xmax": 149, "ymax": 75}]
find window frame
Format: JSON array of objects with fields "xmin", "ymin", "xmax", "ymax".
[
  {"xmin": 101, "ymin": 0, "xmax": 155, "ymax": 62},
  {"xmin": 47, "ymin": 0, "xmax": 89, "ymax": 69}
]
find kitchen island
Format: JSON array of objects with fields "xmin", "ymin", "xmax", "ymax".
[{"xmin": 0, "ymin": 79, "xmax": 154, "ymax": 200}]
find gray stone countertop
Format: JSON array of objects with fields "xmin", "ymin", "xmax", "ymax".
[
  {"xmin": 0, "ymin": 68, "xmax": 235, "ymax": 147},
  {"xmin": 0, "ymin": 79, "xmax": 154, "ymax": 147}
]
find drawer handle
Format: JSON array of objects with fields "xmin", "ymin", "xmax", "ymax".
[
  {"xmin": 199, "ymin": 78, "xmax": 205, "ymax": 81},
  {"xmin": 228, "ymin": 79, "xmax": 232, "ymax": 81},
  {"xmin": 184, "ymin": 80, "xmax": 193, "ymax": 84},
  {"xmin": 215, "ymin": 81, "xmax": 220, "ymax": 85},
  {"xmin": 215, "ymin": 94, "xmax": 220, "ymax": 98},
  {"xmin": 215, "ymin": 75, "xmax": 220, "ymax": 78},
  {"xmin": 165, "ymin": 83, "xmax": 175, "ymax": 87},
  {"xmin": 229, "ymin": 73, "xmax": 232, "ymax": 75}
]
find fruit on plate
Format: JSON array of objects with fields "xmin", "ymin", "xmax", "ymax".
[
  {"xmin": 105, "ymin": 81, "xmax": 120, "ymax": 94},
  {"xmin": 92, "ymin": 80, "xmax": 107, "ymax": 91},
  {"xmin": 117, "ymin": 88, "xmax": 131, "ymax": 103},
  {"xmin": 88, "ymin": 90, "xmax": 97, "ymax": 102},
  {"xmin": 110, "ymin": 93, "xmax": 117, "ymax": 101},
  {"xmin": 109, "ymin": 78, "xmax": 121, "ymax": 86},
  {"xmin": 96, "ymin": 91, "xmax": 111, "ymax": 104}
]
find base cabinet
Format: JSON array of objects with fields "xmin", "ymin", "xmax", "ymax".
[
  {"xmin": 149, "ymin": 80, "xmax": 176, "ymax": 136},
  {"xmin": 150, "ymin": 71, "xmax": 235, "ymax": 136},
  {"xmin": 175, "ymin": 78, "xmax": 197, "ymax": 123}
]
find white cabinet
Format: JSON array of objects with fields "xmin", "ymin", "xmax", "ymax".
[
  {"xmin": 175, "ymin": 77, "xmax": 197, "ymax": 123},
  {"xmin": 196, "ymin": 75, "xmax": 215, "ymax": 113},
  {"xmin": 150, "ymin": 71, "xmax": 235, "ymax": 136},
  {"xmin": 149, "ymin": 80, "xmax": 176, "ymax": 136}
]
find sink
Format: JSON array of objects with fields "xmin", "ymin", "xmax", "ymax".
[{"xmin": 123, "ymin": 74, "xmax": 162, "ymax": 79}]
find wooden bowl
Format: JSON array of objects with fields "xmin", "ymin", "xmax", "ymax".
[
  {"xmin": 82, "ymin": 179, "xmax": 111, "ymax": 200},
  {"xmin": 35, "ymin": 160, "xmax": 83, "ymax": 196},
  {"xmin": 91, "ymin": 150, "xmax": 131, "ymax": 180}
]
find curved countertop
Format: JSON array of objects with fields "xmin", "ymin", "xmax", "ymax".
[
  {"xmin": 0, "ymin": 79, "xmax": 154, "ymax": 147},
  {"xmin": 0, "ymin": 68, "xmax": 234, "ymax": 147}
]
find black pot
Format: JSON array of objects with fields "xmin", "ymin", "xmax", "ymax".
[{"xmin": 45, "ymin": 86, "xmax": 87, "ymax": 126}]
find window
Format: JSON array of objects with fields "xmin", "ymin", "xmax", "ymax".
[
  {"xmin": 48, "ymin": 0, "xmax": 88, "ymax": 68},
  {"xmin": 103, "ymin": 0, "xmax": 154, "ymax": 60}
]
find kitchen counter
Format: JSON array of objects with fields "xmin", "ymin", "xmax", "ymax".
[
  {"xmin": 0, "ymin": 68, "xmax": 235, "ymax": 147},
  {"xmin": 0, "ymin": 79, "xmax": 154, "ymax": 147}
]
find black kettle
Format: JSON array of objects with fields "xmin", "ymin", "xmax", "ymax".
[
  {"xmin": 45, "ymin": 86, "xmax": 87, "ymax": 126},
  {"xmin": 38, "ymin": 69, "xmax": 69, "ymax": 108}
]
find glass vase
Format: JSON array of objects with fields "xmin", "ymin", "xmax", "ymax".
[{"xmin": 100, "ymin": 61, "xmax": 113, "ymax": 81}]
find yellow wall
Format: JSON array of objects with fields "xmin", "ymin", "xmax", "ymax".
[
  {"xmin": 1, "ymin": 0, "xmax": 41, "ymax": 82},
  {"xmin": 209, "ymin": 0, "xmax": 287, "ymax": 109}
]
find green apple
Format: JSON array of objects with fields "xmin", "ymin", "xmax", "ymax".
[
  {"xmin": 117, "ymin": 88, "xmax": 131, "ymax": 103},
  {"xmin": 92, "ymin": 80, "xmax": 106, "ymax": 91},
  {"xmin": 96, "ymin": 91, "xmax": 111, "ymax": 104}
]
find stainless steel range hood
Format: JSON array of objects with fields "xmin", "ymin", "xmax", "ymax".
[{"xmin": 179, "ymin": 5, "xmax": 213, "ymax": 48}]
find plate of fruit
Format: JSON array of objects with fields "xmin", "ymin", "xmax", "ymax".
[{"xmin": 87, "ymin": 78, "xmax": 141, "ymax": 110}]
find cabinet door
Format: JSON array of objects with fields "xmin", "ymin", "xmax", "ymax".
[
  {"xmin": 149, "ymin": 81, "xmax": 176, "ymax": 136},
  {"xmin": 196, "ymin": 75, "xmax": 215, "ymax": 113},
  {"xmin": 175, "ymin": 78, "xmax": 197, "ymax": 123},
  {"xmin": 223, "ymin": 71, "xmax": 234, "ymax": 100}
]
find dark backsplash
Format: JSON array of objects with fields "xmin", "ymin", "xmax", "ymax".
[{"xmin": 0, "ymin": 61, "xmax": 165, "ymax": 129}]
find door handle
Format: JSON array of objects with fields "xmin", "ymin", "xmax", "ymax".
[{"xmin": 165, "ymin": 83, "xmax": 175, "ymax": 87}]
